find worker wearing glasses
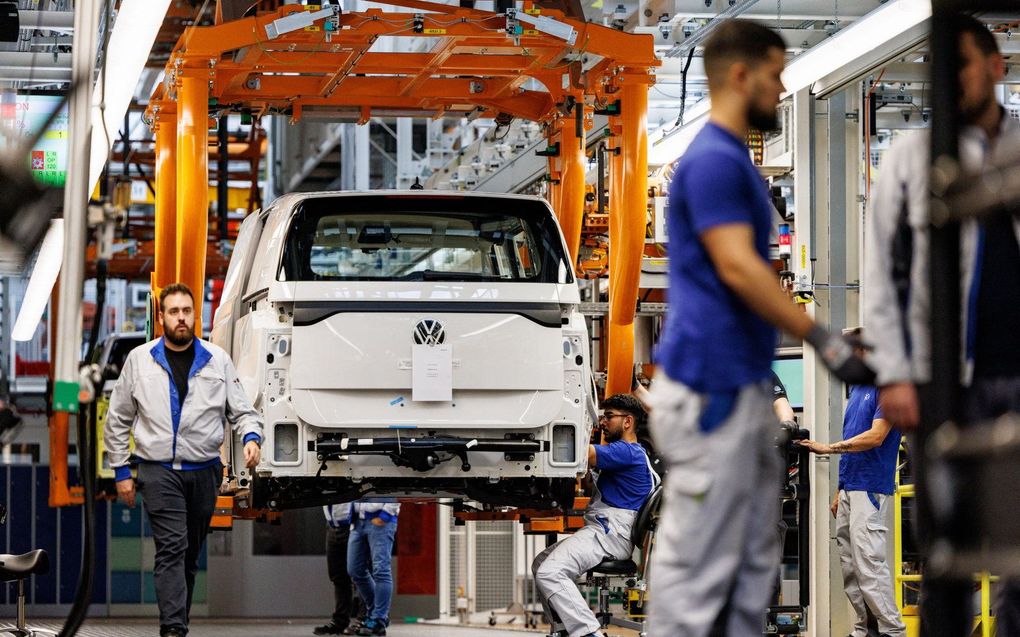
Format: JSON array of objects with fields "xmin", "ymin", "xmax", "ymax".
[{"xmin": 532, "ymin": 394, "xmax": 659, "ymax": 637}]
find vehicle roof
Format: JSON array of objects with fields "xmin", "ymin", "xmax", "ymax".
[
  {"xmin": 107, "ymin": 331, "xmax": 146, "ymax": 340},
  {"xmin": 264, "ymin": 189, "xmax": 552, "ymax": 213}
]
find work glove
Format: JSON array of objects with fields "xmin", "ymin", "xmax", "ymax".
[
  {"xmin": 774, "ymin": 420, "xmax": 806, "ymax": 449},
  {"xmin": 805, "ymin": 325, "xmax": 876, "ymax": 385}
]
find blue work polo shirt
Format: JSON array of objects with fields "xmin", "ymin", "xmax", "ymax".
[
  {"xmin": 838, "ymin": 385, "xmax": 901, "ymax": 495},
  {"xmin": 594, "ymin": 441, "xmax": 653, "ymax": 511},
  {"xmin": 655, "ymin": 122, "xmax": 778, "ymax": 393}
]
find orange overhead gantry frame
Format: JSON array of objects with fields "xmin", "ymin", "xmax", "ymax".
[{"xmin": 144, "ymin": 0, "xmax": 656, "ymax": 392}]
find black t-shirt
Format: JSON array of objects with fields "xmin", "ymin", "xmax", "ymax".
[
  {"xmin": 770, "ymin": 371, "xmax": 788, "ymax": 401},
  {"xmin": 973, "ymin": 215, "xmax": 1020, "ymax": 378},
  {"xmin": 165, "ymin": 341, "xmax": 196, "ymax": 405}
]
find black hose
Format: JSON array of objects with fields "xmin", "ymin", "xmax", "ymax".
[
  {"xmin": 674, "ymin": 48, "xmax": 695, "ymax": 127},
  {"xmin": 59, "ymin": 400, "xmax": 96, "ymax": 637},
  {"xmin": 84, "ymin": 259, "xmax": 107, "ymax": 363},
  {"xmin": 596, "ymin": 143, "xmax": 606, "ymax": 215}
]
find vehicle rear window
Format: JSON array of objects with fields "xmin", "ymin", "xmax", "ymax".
[
  {"xmin": 281, "ymin": 198, "xmax": 572, "ymax": 283},
  {"xmin": 93, "ymin": 336, "xmax": 145, "ymax": 372}
]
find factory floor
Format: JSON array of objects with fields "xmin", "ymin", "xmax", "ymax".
[{"xmin": 0, "ymin": 618, "xmax": 643, "ymax": 637}]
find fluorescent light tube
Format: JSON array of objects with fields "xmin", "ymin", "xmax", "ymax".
[
  {"xmin": 782, "ymin": 0, "xmax": 931, "ymax": 96},
  {"xmin": 88, "ymin": 0, "xmax": 173, "ymax": 193},
  {"xmin": 12, "ymin": 219, "xmax": 63, "ymax": 342},
  {"xmin": 648, "ymin": 0, "xmax": 932, "ymax": 165}
]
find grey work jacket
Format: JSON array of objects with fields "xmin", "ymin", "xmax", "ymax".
[
  {"xmin": 104, "ymin": 337, "xmax": 264, "ymax": 480},
  {"xmin": 863, "ymin": 117, "xmax": 1020, "ymax": 387}
]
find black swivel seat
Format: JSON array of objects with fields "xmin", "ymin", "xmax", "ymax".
[
  {"xmin": 0, "ymin": 506, "xmax": 57, "ymax": 637},
  {"xmin": 587, "ymin": 485, "xmax": 663, "ymax": 632}
]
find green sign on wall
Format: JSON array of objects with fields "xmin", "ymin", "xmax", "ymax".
[{"xmin": 0, "ymin": 93, "xmax": 68, "ymax": 187}]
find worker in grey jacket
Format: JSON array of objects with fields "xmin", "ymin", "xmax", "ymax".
[
  {"xmin": 863, "ymin": 16, "xmax": 1020, "ymax": 637},
  {"xmin": 104, "ymin": 283, "xmax": 264, "ymax": 637}
]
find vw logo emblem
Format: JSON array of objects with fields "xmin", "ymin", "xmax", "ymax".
[{"xmin": 413, "ymin": 319, "xmax": 446, "ymax": 346}]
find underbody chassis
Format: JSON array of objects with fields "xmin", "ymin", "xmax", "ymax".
[
  {"xmin": 314, "ymin": 432, "xmax": 547, "ymax": 472},
  {"xmin": 251, "ymin": 474, "xmax": 577, "ymax": 511}
]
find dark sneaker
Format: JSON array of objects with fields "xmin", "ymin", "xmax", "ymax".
[
  {"xmin": 161, "ymin": 630, "xmax": 186, "ymax": 637},
  {"xmin": 342, "ymin": 622, "xmax": 363, "ymax": 636},
  {"xmin": 355, "ymin": 619, "xmax": 386, "ymax": 636},
  {"xmin": 313, "ymin": 620, "xmax": 347, "ymax": 635}
]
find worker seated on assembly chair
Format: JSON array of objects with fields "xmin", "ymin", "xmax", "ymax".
[{"xmin": 532, "ymin": 394, "xmax": 659, "ymax": 637}]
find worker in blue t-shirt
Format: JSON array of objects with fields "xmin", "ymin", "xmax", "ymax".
[
  {"xmin": 799, "ymin": 329, "xmax": 905, "ymax": 637},
  {"xmin": 532, "ymin": 394, "xmax": 657, "ymax": 637},
  {"xmin": 646, "ymin": 20, "xmax": 873, "ymax": 637}
]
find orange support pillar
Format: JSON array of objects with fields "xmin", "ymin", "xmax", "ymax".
[
  {"xmin": 153, "ymin": 113, "xmax": 177, "ymax": 323},
  {"xmin": 606, "ymin": 129, "xmax": 627, "ymax": 394},
  {"xmin": 175, "ymin": 75, "xmax": 210, "ymax": 333},
  {"xmin": 558, "ymin": 113, "xmax": 585, "ymax": 269},
  {"xmin": 606, "ymin": 77, "xmax": 649, "ymax": 395}
]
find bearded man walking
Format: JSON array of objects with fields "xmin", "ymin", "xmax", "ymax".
[{"xmin": 104, "ymin": 283, "xmax": 264, "ymax": 637}]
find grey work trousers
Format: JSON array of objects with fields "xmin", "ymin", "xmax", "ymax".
[
  {"xmin": 532, "ymin": 507, "xmax": 634, "ymax": 637},
  {"xmin": 137, "ymin": 462, "xmax": 220, "ymax": 637},
  {"xmin": 836, "ymin": 490, "xmax": 906, "ymax": 637},
  {"xmin": 647, "ymin": 376, "xmax": 784, "ymax": 637}
]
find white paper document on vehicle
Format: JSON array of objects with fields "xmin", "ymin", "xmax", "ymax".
[{"xmin": 412, "ymin": 343, "xmax": 453, "ymax": 401}]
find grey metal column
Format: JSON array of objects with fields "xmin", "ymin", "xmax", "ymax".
[
  {"xmin": 823, "ymin": 88, "xmax": 853, "ymax": 637},
  {"xmin": 397, "ymin": 117, "xmax": 413, "ymax": 189},
  {"xmin": 341, "ymin": 124, "xmax": 356, "ymax": 190},
  {"xmin": 263, "ymin": 116, "xmax": 279, "ymax": 202},
  {"xmin": 796, "ymin": 87, "xmax": 836, "ymax": 637},
  {"xmin": 800, "ymin": 87, "xmax": 859, "ymax": 637},
  {"xmin": 0, "ymin": 277, "xmax": 8, "ymax": 396},
  {"xmin": 53, "ymin": 0, "xmax": 100, "ymax": 408},
  {"xmin": 827, "ymin": 91, "xmax": 849, "ymax": 337},
  {"xmin": 355, "ymin": 124, "xmax": 370, "ymax": 190}
]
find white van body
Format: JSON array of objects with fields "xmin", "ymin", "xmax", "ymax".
[{"xmin": 212, "ymin": 191, "xmax": 596, "ymax": 509}]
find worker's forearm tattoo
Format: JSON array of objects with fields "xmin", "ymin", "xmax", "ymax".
[{"xmin": 829, "ymin": 440, "xmax": 854, "ymax": 453}]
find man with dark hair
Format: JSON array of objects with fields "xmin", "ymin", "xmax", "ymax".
[
  {"xmin": 532, "ymin": 394, "xmax": 657, "ymax": 637},
  {"xmin": 864, "ymin": 13, "xmax": 1020, "ymax": 637},
  {"xmin": 105, "ymin": 283, "xmax": 264, "ymax": 637},
  {"xmin": 701, "ymin": 20, "xmax": 787, "ymax": 130},
  {"xmin": 601, "ymin": 393, "xmax": 647, "ymax": 432},
  {"xmin": 648, "ymin": 18, "xmax": 873, "ymax": 637}
]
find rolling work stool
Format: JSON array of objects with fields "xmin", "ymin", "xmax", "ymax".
[
  {"xmin": 586, "ymin": 485, "xmax": 663, "ymax": 637},
  {"xmin": 0, "ymin": 505, "xmax": 57, "ymax": 637}
]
